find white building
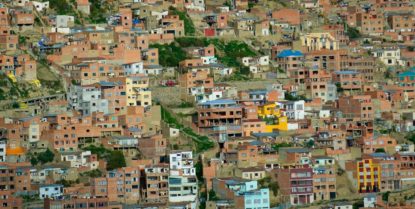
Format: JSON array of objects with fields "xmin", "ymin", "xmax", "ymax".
[
  {"xmin": 151, "ymin": 11, "xmax": 169, "ymax": 21},
  {"xmin": 68, "ymin": 85, "xmax": 109, "ymax": 115},
  {"xmin": 278, "ymin": 100, "xmax": 305, "ymax": 120},
  {"xmin": 169, "ymin": 151, "xmax": 198, "ymax": 206},
  {"xmin": 56, "ymin": 15, "xmax": 75, "ymax": 28},
  {"xmin": 169, "ymin": 151, "xmax": 195, "ymax": 175},
  {"xmin": 60, "ymin": 150, "xmax": 98, "ymax": 169},
  {"xmin": 13, "ymin": 0, "xmax": 30, "ymax": 6},
  {"xmin": 32, "ymin": 1, "xmax": 49, "ymax": 11},
  {"xmin": 372, "ymin": 48, "xmax": 404, "ymax": 66},
  {"xmin": 168, "ymin": 175, "xmax": 198, "ymax": 203},
  {"xmin": 319, "ymin": 110, "xmax": 331, "ymax": 119},
  {"xmin": 363, "ymin": 194, "xmax": 377, "ymax": 208},
  {"xmin": 39, "ymin": 184, "xmax": 63, "ymax": 199},
  {"xmin": 185, "ymin": 0, "xmax": 205, "ymax": 11},
  {"xmin": 242, "ymin": 56, "xmax": 270, "ymax": 67},
  {"xmin": 195, "ymin": 90, "xmax": 223, "ymax": 104},
  {"xmin": 143, "ymin": 65, "xmax": 163, "ymax": 75},
  {"xmin": 201, "ymin": 56, "xmax": 217, "ymax": 65},
  {"xmin": 0, "ymin": 141, "xmax": 5, "ymax": 162},
  {"xmin": 29, "ymin": 123, "xmax": 40, "ymax": 143},
  {"xmin": 122, "ymin": 62, "xmax": 143, "ymax": 75},
  {"xmin": 110, "ymin": 136, "xmax": 138, "ymax": 147}
]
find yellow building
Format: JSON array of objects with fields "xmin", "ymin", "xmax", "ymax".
[
  {"xmin": 258, "ymin": 103, "xmax": 288, "ymax": 131},
  {"xmin": 258, "ymin": 103, "xmax": 281, "ymax": 118},
  {"xmin": 110, "ymin": 75, "xmax": 152, "ymax": 108},
  {"xmin": 126, "ymin": 76, "xmax": 152, "ymax": 107},
  {"xmin": 126, "ymin": 76, "xmax": 151, "ymax": 107},
  {"xmin": 356, "ymin": 159, "xmax": 381, "ymax": 193},
  {"xmin": 300, "ymin": 32, "xmax": 339, "ymax": 52}
]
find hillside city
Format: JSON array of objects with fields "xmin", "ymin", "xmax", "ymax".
[{"xmin": 1, "ymin": 0, "xmax": 415, "ymax": 208}]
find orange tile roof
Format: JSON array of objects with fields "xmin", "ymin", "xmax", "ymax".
[{"xmin": 6, "ymin": 147, "xmax": 25, "ymax": 155}]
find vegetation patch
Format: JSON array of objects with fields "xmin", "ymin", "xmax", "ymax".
[
  {"xmin": 169, "ymin": 7, "xmax": 196, "ymax": 36},
  {"xmin": 88, "ymin": 0, "xmax": 108, "ymax": 23},
  {"xmin": 49, "ymin": 0, "xmax": 77, "ymax": 16},
  {"xmin": 161, "ymin": 106, "xmax": 214, "ymax": 153},
  {"xmin": 82, "ymin": 145, "xmax": 126, "ymax": 170},
  {"xmin": 29, "ymin": 148, "xmax": 55, "ymax": 165},
  {"xmin": 150, "ymin": 43, "xmax": 188, "ymax": 67}
]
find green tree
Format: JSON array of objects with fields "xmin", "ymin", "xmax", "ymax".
[
  {"xmin": 150, "ymin": 43, "xmax": 188, "ymax": 67},
  {"xmin": 37, "ymin": 149, "xmax": 55, "ymax": 164},
  {"xmin": 81, "ymin": 169, "xmax": 103, "ymax": 178},
  {"xmin": 18, "ymin": 35, "xmax": 26, "ymax": 45},
  {"xmin": 272, "ymin": 142, "xmax": 293, "ymax": 151},
  {"xmin": 375, "ymin": 148, "xmax": 386, "ymax": 153},
  {"xmin": 106, "ymin": 151, "xmax": 126, "ymax": 171},
  {"xmin": 30, "ymin": 157, "xmax": 38, "ymax": 166},
  {"xmin": 195, "ymin": 161, "xmax": 203, "ymax": 182},
  {"xmin": 269, "ymin": 181, "xmax": 279, "ymax": 196},
  {"xmin": 347, "ymin": 26, "xmax": 361, "ymax": 40},
  {"xmin": 208, "ymin": 190, "xmax": 219, "ymax": 201},
  {"xmin": 382, "ymin": 191, "xmax": 390, "ymax": 202},
  {"xmin": 405, "ymin": 132, "xmax": 415, "ymax": 144},
  {"xmin": 353, "ymin": 199, "xmax": 364, "ymax": 209},
  {"xmin": 305, "ymin": 140, "xmax": 315, "ymax": 148}
]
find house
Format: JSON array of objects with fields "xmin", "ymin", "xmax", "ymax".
[
  {"xmin": 333, "ymin": 71, "xmax": 363, "ymax": 90},
  {"xmin": 275, "ymin": 49, "xmax": 304, "ymax": 76},
  {"xmin": 162, "ymin": 15, "xmax": 185, "ymax": 37},
  {"xmin": 347, "ymin": 55, "xmax": 376, "ymax": 82},
  {"xmin": 235, "ymin": 17, "xmax": 257, "ymax": 37},
  {"xmin": 12, "ymin": 10, "xmax": 34, "ymax": 31},
  {"xmin": 398, "ymin": 68, "xmax": 415, "ymax": 84},
  {"xmin": 238, "ymin": 167, "xmax": 266, "ymax": 180},
  {"xmin": 274, "ymin": 165, "xmax": 314, "ymax": 205},
  {"xmin": 91, "ymin": 166, "xmax": 141, "ymax": 204},
  {"xmin": 179, "ymin": 71, "xmax": 214, "ymax": 96},
  {"xmin": 59, "ymin": 150, "xmax": 98, "ymax": 169},
  {"xmin": 185, "ymin": 0, "xmax": 205, "ymax": 11},
  {"xmin": 197, "ymin": 99, "xmax": 243, "ymax": 136},
  {"xmin": 279, "ymin": 148, "xmax": 311, "ymax": 165},
  {"xmin": 39, "ymin": 184, "xmax": 63, "ymax": 199},
  {"xmin": 0, "ymin": 32, "xmax": 18, "ymax": 52},
  {"xmin": 312, "ymin": 157, "xmax": 336, "ymax": 201},
  {"xmin": 257, "ymin": 103, "xmax": 288, "ymax": 132},
  {"xmin": 212, "ymin": 178, "xmax": 270, "ymax": 209},
  {"xmin": 142, "ymin": 165, "xmax": 169, "ymax": 204},
  {"xmin": 346, "ymin": 159, "xmax": 381, "ymax": 193},
  {"xmin": 55, "ymin": 15, "xmax": 75, "ymax": 28},
  {"xmin": 108, "ymin": 75, "xmax": 152, "ymax": 108},
  {"xmin": 0, "ymin": 141, "xmax": 5, "ymax": 162},
  {"xmin": 168, "ymin": 151, "xmax": 198, "ymax": 206},
  {"xmin": 32, "ymin": 1, "xmax": 49, "ymax": 11},
  {"xmin": 76, "ymin": 0, "xmax": 90, "ymax": 15},
  {"xmin": 254, "ymin": 20, "xmax": 270, "ymax": 36},
  {"xmin": 137, "ymin": 134, "xmax": 166, "ymax": 161},
  {"xmin": 338, "ymin": 95, "xmax": 374, "ymax": 120},
  {"xmin": 0, "ymin": 162, "xmax": 32, "ymax": 198},
  {"xmin": 356, "ymin": 9, "xmax": 384, "ymax": 36},
  {"xmin": 277, "ymin": 100, "xmax": 304, "ymax": 120},
  {"xmin": 301, "ymin": 33, "xmax": 339, "ymax": 52},
  {"xmin": 68, "ymin": 85, "xmax": 109, "ymax": 116},
  {"xmin": 122, "ymin": 62, "xmax": 144, "ymax": 75},
  {"xmin": 371, "ymin": 47, "xmax": 404, "ymax": 66}
]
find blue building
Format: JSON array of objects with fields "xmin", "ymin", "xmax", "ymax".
[
  {"xmin": 212, "ymin": 178, "xmax": 270, "ymax": 209},
  {"xmin": 398, "ymin": 68, "xmax": 415, "ymax": 85}
]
